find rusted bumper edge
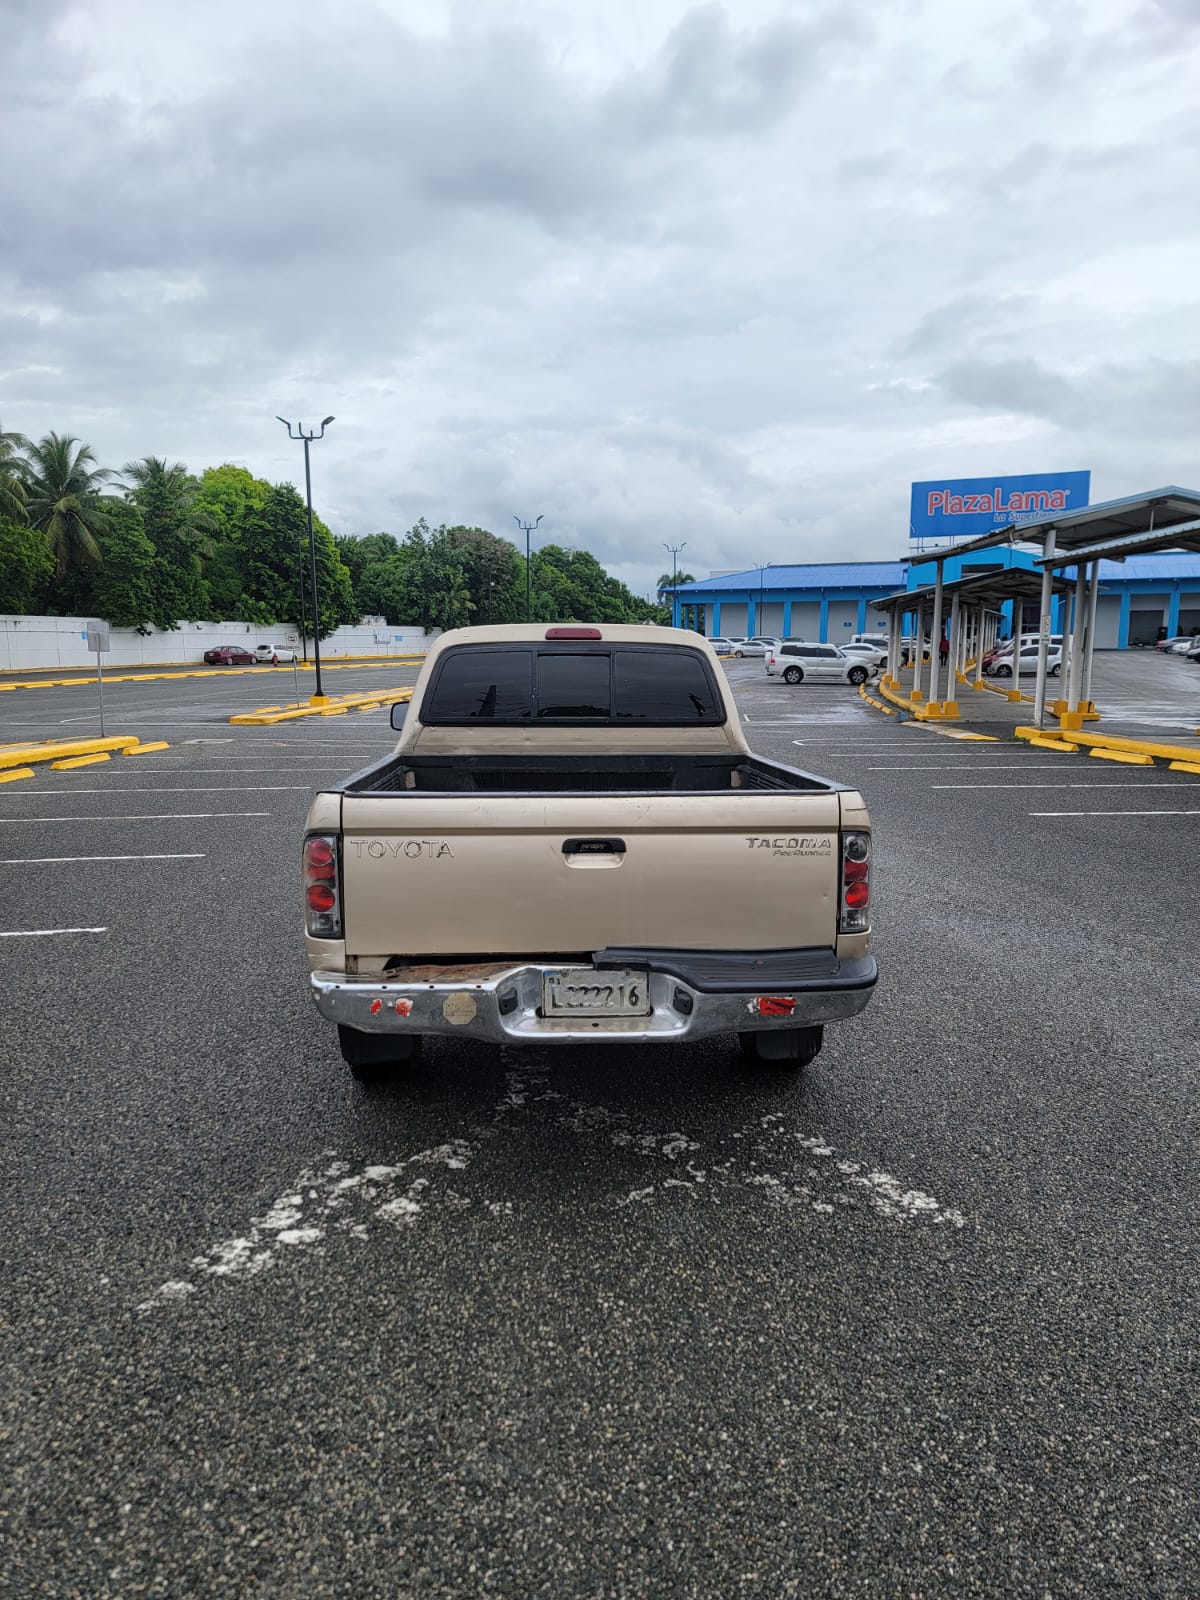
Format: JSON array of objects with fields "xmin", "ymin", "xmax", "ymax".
[{"xmin": 310, "ymin": 956, "xmax": 876, "ymax": 1046}]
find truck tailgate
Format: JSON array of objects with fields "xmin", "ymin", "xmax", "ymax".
[{"xmin": 339, "ymin": 791, "xmax": 844, "ymax": 957}]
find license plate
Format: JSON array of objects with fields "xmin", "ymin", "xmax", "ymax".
[{"xmin": 542, "ymin": 968, "xmax": 650, "ymax": 1018}]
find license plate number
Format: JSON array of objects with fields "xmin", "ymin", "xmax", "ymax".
[{"xmin": 542, "ymin": 969, "xmax": 649, "ymax": 1018}]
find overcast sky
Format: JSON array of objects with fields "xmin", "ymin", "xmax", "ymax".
[{"xmin": 3, "ymin": 0, "xmax": 1199, "ymax": 596}]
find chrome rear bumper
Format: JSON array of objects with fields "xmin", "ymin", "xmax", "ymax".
[{"xmin": 311, "ymin": 952, "xmax": 876, "ymax": 1046}]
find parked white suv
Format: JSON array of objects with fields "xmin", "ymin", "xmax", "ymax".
[
  {"xmin": 766, "ymin": 643, "xmax": 875, "ymax": 685},
  {"xmin": 255, "ymin": 643, "xmax": 300, "ymax": 664}
]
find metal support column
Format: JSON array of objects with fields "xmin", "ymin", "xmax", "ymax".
[
  {"xmin": 927, "ymin": 563, "xmax": 945, "ymax": 711},
  {"xmin": 1033, "ymin": 528, "xmax": 1057, "ymax": 729},
  {"xmin": 1081, "ymin": 560, "xmax": 1101, "ymax": 713},
  {"xmin": 944, "ymin": 593, "xmax": 961, "ymax": 715},
  {"xmin": 1062, "ymin": 562, "xmax": 1088, "ymax": 727}
]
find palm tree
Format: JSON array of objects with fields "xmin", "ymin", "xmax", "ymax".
[
  {"xmin": 0, "ymin": 419, "xmax": 30, "ymax": 523},
  {"xmin": 122, "ymin": 456, "xmax": 216, "ymax": 558},
  {"xmin": 23, "ymin": 433, "xmax": 114, "ymax": 580}
]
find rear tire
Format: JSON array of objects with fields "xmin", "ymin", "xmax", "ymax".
[
  {"xmin": 1049, "ymin": 663, "xmax": 1060, "ymax": 677},
  {"xmin": 734, "ymin": 649, "xmax": 744, "ymax": 658},
  {"xmin": 847, "ymin": 666, "xmax": 868, "ymax": 685},
  {"xmin": 738, "ymin": 1026, "xmax": 823, "ymax": 1069},
  {"xmin": 996, "ymin": 663, "xmax": 1012, "ymax": 678},
  {"xmin": 783, "ymin": 665, "xmax": 803, "ymax": 684},
  {"xmin": 337, "ymin": 1025, "xmax": 420, "ymax": 1084}
]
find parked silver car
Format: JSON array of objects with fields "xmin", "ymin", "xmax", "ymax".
[
  {"xmin": 765, "ymin": 643, "xmax": 875, "ymax": 685},
  {"xmin": 728, "ymin": 637, "xmax": 776, "ymax": 658}
]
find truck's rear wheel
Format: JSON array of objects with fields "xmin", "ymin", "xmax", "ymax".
[
  {"xmin": 783, "ymin": 665, "xmax": 803, "ymax": 684},
  {"xmin": 337, "ymin": 1025, "xmax": 420, "ymax": 1083},
  {"xmin": 738, "ymin": 1026, "xmax": 823, "ymax": 1068}
]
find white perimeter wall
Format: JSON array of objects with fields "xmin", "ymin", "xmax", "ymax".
[{"xmin": 0, "ymin": 616, "xmax": 434, "ymax": 672}]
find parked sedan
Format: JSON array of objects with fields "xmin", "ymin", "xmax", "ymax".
[
  {"xmin": 840, "ymin": 640, "xmax": 888, "ymax": 669},
  {"xmin": 255, "ymin": 643, "xmax": 299, "ymax": 664},
  {"xmin": 986, "ymin": 644, "xmax": 1065, "ymax": 677},
  {"xmin": 728, "ymin": 637, "xmax": 776, "ymax": 658},
  {"xmin": 707, "ymin": 637, "xmax": 736, "ymax": 656},
  {"xmin": 1164, "ymin": 635, "xmax": 1200, "ymax": 655},
  {"xmin": 202, "ymin": 645, "xmax": 256, "ymax": 666},
  {"xmin": 765, "ymin": 643, "xmax": 875, "ymax": 685}
]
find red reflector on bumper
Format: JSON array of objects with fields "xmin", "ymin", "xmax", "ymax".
[{"xmin": 756, "ymin": 996, "xmax": 796, "ymax": 1017}]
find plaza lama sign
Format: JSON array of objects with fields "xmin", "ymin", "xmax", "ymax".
[{"xmin": 909, "ymin": 471, "xmax": 1091, "ymax": 543}]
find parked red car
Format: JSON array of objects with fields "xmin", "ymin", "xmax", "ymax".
[{"xmin": 203, "ymin": 645, "xmax": 256, "ymax": 665}]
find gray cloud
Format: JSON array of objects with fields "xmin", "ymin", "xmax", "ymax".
[{"xmin": 1, "ymin": 0, "xmax": 1198, "ymax": 598}]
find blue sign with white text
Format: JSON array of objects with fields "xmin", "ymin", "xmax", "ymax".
[{"xmin": 910, "ymin": 471, "xmax": 1091, "ymax": 543}]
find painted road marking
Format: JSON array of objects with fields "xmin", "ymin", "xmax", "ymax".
[
  {"xmin": 0, "ymin": 926, "xmax": 107, "ymax": 938},
  {"xmin": 7, "ymin": 787, "xmax": 314, "ymax": 795},
  {"xmin": 868, "ymin": 764, "xmax": 1109, "ymax": 771},
  {"xmin": 0, "ymin": 812, "xmax": 272, "ymax": 823},
  {"xmin": 0, "ymin": 854, "xmax": 206, "ymax": 864},
  {"xmin": 934, "ymin": 782, "xmax": 1200, "ymax": 790},
  {"xmin": 1030, "ymin": 809, "xmax": 1200, "ymax": 818},
  {"xmin": 136, "ymin": 1069, "xmax": 966, "ymax": 1315}
]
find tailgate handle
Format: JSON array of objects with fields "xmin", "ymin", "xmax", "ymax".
[{"xmin": 562, "ymin": 837, "xmax": 626, "ymax": 856}]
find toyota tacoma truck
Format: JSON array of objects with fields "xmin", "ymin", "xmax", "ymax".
[{"xmin": 303, "ymin": 624, "xmax": 876, "ymax": 1081}]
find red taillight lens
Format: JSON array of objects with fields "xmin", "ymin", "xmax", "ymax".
[
  {"xmin": 306, "ymin": 838, "xmax": 334, "ymax": 869},
  {"xmin": 303, "ymin": 833, "xmax": 342, "ymax": 938},
  {"xmin": 840, "ymin": 831, "xmax": 871, "ymax": 933},
  {"xmin": 756, "ymin": 996, "xmax": 796, "ymax": 1017}
]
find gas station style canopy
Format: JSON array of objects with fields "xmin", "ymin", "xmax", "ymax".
[{"xmin": 879, "ymin": 487, "xmax": 1200, "ymax": 727}]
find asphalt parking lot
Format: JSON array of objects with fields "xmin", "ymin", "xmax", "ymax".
[{"xmin": 2, "ymin": 658, "xmax": 1197, "ymax": 1597}]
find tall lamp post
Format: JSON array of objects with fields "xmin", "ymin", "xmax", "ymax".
[
  {"xmin": 664, "ymin": 541, "xmax": 686, "ymax": 627},
  {"xmin": 277, "ymin": 414, "xmax": 335, "ymax": 702},
  {"xmin": 514, "ymin": 514, "xmax": 543, "ymax": 623},
  {"xmin": 755, "ymin": 562, "xmax": 767, "ymax": 636}
]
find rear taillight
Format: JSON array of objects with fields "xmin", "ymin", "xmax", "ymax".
[
  {"xmin": 839, "ymin": 831, "xmax": 871, "ymax": 933},
  {"xmin": 304, "ymin": 833, "xmax": 342, "ymax": 938}
]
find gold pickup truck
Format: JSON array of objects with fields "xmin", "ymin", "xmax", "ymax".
[{"xmin": 303, "ymin": 624, "xmax": 876, "ymax": 1081}]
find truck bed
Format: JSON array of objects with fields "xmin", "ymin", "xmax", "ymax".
[{"xmin": 340, "ymin": 752, "xmax": 843, "ymax": 796}]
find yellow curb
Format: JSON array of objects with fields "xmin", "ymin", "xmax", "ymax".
[
  {"xmin": 230, "ymin": 688, "xmax": 415, "ymax": 725},
  {"xmin": 857, "ymin": 685, "xmax": 897, "ymax": 716},
  {"xmin": 1168, "ymin": 760, "xmax": 1200, "ymax": 774},
  {"xmin": 320, "ymin": 708, "xmax": 347, "ymax": 716},
  {"xmin": 1089, "ymin": 748, "xmax": 1154, "ymax": 765},
  {"xmin": 1026, "ymin": 737, "xmax": 1078, "ymax": 752},
  {"xmin": 0, "ymin": 655, "xmax": 426, "ymax": 690},
  {"xmin": 1018, "ymin": 726, "xmax": 1200, "ymax": 765},
  {"xmin": 122, "ymin": 741, "xmax": 170, "ymax": 756},
  {"xmin": 0, "ymin": 736, "xmax": 141, "ymax": 769},
  {"xmin": 0, "ymin": 767, "xmax": 36, "ymax": 783},
  {"xmin": 52, "ymin": 752, "xmax": 112, "ymax": 770}
]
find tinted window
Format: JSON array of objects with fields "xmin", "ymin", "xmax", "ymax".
[
  {"xmin": 425, "ymin": 649, "xmax": 533, "ymax": 721},
  {"xmin": 818, "ymin": 648, "xmax": 839, "ymax": 659},
  {"xmin": 537, "ymin": 652, "xmax": 610, "ymax": 718},
  {"xmin": 782, "ymin": 645, "xmax": 803, "ymax": 657},
  {"xmin": 613, "ymin": 649, "xmax": 721, "ymax": 722}
]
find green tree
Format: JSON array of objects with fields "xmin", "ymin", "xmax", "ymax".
[
  {"xmin": 657, "ymin": 569, "xmax": 695, "ymax": 597},
  {"xmin": 23, "ymin": 433, "xmax": 114, "ymax": 605},
  {"xmin": 444, "ymin": 525, "xmax": 524, "ymax": 624},
  {"xmin": 0, "ymin": 420, "xmax": 29, "ymax": 524},
  {"xmin": 0, "ymin": 516, "xmax": 54, "ymax": 613},
  {"xmin": 240, "ymin": 483, "xmax": 357, "ymax": 638},
  {"xmin": 122, "ymin": 457, "xmax": 217, "ymax": 626},
  {"xmin": 335, "ymin": 531, "xmax": 399, "ymax": 609},
  {"xmin": 91, "ymin": 500, "xmax": 158, "ymax": 628},
  {"xmin": 192, "ymin": 465, "xmax": 273, "ymax": 617}
]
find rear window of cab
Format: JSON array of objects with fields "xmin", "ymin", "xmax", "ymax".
[{"xmin": 423, "ymin": 645, "xmax": 726, "ymax": 725}]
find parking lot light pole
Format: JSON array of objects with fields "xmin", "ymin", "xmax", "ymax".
[
  {"xmin": 515, "ymin": 514, "xmax": 543, "ymax": 623},
  {"xmin": 664, "ymin": 542, "xmax": 686, "ymax": 626},
  {"xmin": 277, "ymin": 415, "xmax": 335, "ymax": 702}
]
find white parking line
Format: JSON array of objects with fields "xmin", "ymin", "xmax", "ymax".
[
  {"xmin": 934, "ymin": 783, "xmax": 1199, "ymax": 790},
  {"xmin": 1030, "ymin": 809, "xmax": 1200, "ymax": 818},
  {"xmin": 868, "ymin": 764, "xmax": 1099, "ymax": 771},
  {"xmin": 0, "ymin": 854, "xmax": 205, "ymax": 864},
  {"xmin": 0, "ymin": 812, "xmax": 271, "ymax": 824},
  {"xmin": 8, "ymin": 788, "xmax": 313, "ymax": 795},
  {"xmin": 0, "ymin": 926, "xmax": 107, "ymax": 938}
]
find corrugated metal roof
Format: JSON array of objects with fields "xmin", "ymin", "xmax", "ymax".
[
  {"xmin": 673, "ymin": 562, "xmax": 905, "ymax": 594},
  {"xmin": 1097, "ymin": 551, "xmax": 1200, "ymax": 580}
]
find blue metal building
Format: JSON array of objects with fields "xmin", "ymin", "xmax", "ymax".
[{"xmin": 672, "ymin": 552, "xmax": 1200, "ymax": 648}]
